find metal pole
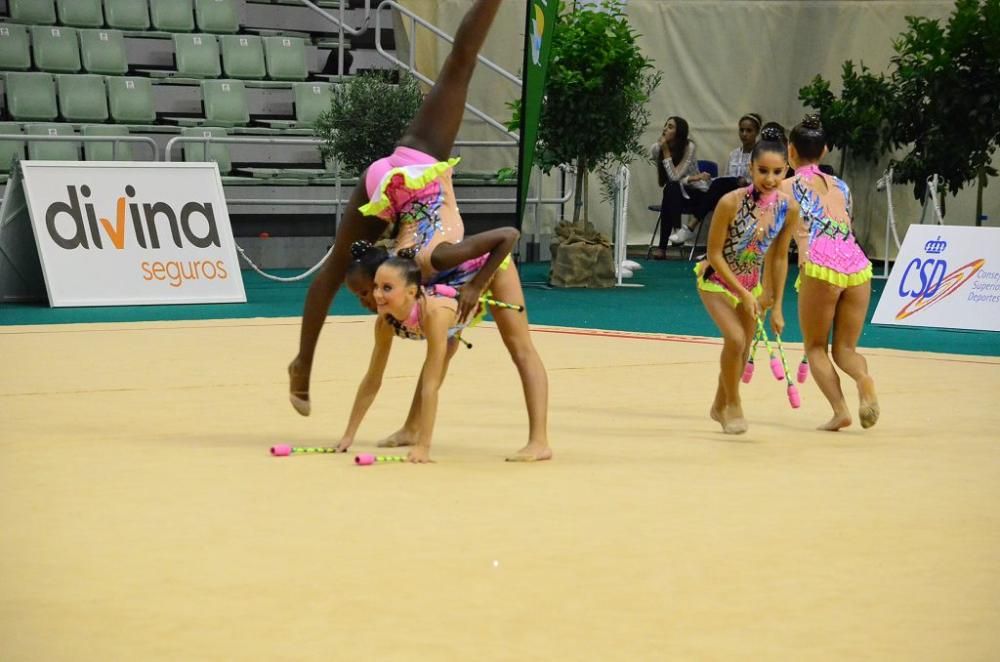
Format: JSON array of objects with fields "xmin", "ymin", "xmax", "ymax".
[
  {"xmin": 338, "ymin": 0, "xmax": 346, "ymax": 82},
  {"xmin": 298, "ymin": 0, "xmax": 369, "ymax": 36},
  {"xmin": 409, "ymin": 15, "xmax": 416, "ymax": 70},
  {"xmin": 882, "ymin": 183, "xmax": 896, "ymax": 279},
  {"xmin": 334, "ymin": 157, "xmax": 343, "ymax": 232},
  {"xmin": 532, "ymin": 167, "xmax": 542, "ymax": 261}
]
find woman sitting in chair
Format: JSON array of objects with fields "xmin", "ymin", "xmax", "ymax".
[
  {"xmin": 727, "ymin": 113, "xmax": 762, "ymax": 187},
  {"xmin": 649, "ymin": 116, "xmax": 711, "ymax": 259},
  {"xmin": 685, "ymin": 113, "xmax": 764, "ymax": 239}
]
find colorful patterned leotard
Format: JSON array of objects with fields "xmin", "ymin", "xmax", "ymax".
[
  {"xmin": 384, "ymin": 287, "xmax": 482, "ymax": 343},
  {"xmin": 359, "ymin": 146, "xmax": 464, "ymax": 282},
  {"xmin": 695, "ymin": 187, "xmax": 788, "ymax": 308},
  {"xmin": 791, "ymin": 164, "xmax": 872, "ymax": 288}
]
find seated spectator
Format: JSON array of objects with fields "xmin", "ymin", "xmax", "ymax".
[
  {"xmin": 726, "ymin": 113, "xmax": 762, "ymax": 186},
  {"xmin": 667, "ymin": 113, "xmax": 763, "ymax": 249},
  {"xmin": 649, "ymin": 116, "xmax": 711, "ymax": 258}
]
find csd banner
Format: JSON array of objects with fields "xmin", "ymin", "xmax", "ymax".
[
  {"xmin": 872, "ymin": 225, "xmax": 1000, "ymax": 332},
  {"xmin": 0, "ymin": 161, "xmax": 245, "ymax": 306}
]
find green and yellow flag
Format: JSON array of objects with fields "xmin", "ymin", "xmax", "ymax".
[{"xmin": 516, "ymin": 0, "xmax": 558, "ymax": 229}]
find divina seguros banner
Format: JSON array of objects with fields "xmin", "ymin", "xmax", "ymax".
[{"xmin": 1, "ymin": 161, "xmax": 245, "ymax": 307}]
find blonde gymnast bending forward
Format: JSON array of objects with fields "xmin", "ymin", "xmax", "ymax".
[{"xmin": 335, "ymin": 246, "xmax": 552, "ymax": 463}]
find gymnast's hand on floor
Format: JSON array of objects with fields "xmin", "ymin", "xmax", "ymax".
[
  {"xmin": 335, "ymin": 435, "xmax": 354, "ymax": 452},
  {"xmin": 407, "ymin": 445, "xmax": 433, "ymax": 463}
]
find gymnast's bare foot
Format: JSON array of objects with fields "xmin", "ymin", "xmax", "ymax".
[
  {"xmin": 818, "ymin": 408, "xmax": 852, "ymax": 431},
  {"xmin": 505, "ymin": 441, "xmax": 553, "ymax": 462},
  {"xmin": 710, "ymin": 385, "xmax": 725, "ymax": 425},
  {"xmin": 858, "ymin": 376, "xmax": 880, "ymax": 429},
  {"xmin": 288, "ymin": 357, "xmax": 311, "ymax": 416},
  {"xmin": 721, "ymin": 404, "xmax": 748, "ymax": 435},
  {"xmin": 377, "ymin": 428, "xmax": 418, "ymax": 448}
]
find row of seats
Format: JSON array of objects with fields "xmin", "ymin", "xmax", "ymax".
[
  {"xmin": 0, "ymin": 122, "xmax": 137, "ymax": 165},
  {"xmin": 0, "ymin": 26, "xmax": 312, "ymax": 82},
  {"xmin": 6, "ymin": 0, "xmax": 238, "ymax": 34},
  {"xmin": 4, "ymin": 72, "xmax": 333, "ymax": 131},
  {"xmin": 0, "ymin": 122, "xmax": 334, "ymax": 183},
  {"xmin": 0, "ymin": 118, "xmax": 511, "ymax": 187},
  {"xmin": 1, "ymin": 25, "xmax": 129, "ymax": 74},
  {"xmin": 0, "ymin": 120, "xmax": 512, "ymax": 191}
]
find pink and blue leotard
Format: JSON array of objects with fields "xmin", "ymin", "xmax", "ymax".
[
  {"xmin": 791, "ymin": 164, "xmax": 871, "ymax": 288},
  {"xmin": 359, "ymin": 146, "xmax": 464, "ymax": 282}
]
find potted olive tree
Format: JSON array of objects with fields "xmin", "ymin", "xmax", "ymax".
[
  {"xmin": 314, "ymin": 70, "xmax": 423, "ymax": 177},
  {"xmin": 511, "ymin": 0, "xmax": 661, "ymax": 287},
  {"xmin": 799, "ymin": 0, "xmax": 999, "ymax": 222},
  {"xmin": 886, "ymin": 0, "xmax": 999, "ymax": 222}
]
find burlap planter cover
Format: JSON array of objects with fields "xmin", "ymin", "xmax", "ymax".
[{"xmin": 548, "ymin": 221, "xmax": 616, "ymax": 288}]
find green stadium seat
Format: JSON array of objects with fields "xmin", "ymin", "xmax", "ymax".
[
  {"xmin": 9, "ymin": 0, "xmax": 57, "ymax": 25},
  {"xmin": 293, "ymin": 82, "xmax": 332, "ymax": 125},
  {"xmin": 80, "ymin": 29, "xmax": 128, "ymax": 75},
  {"xmin": 30, "ymin": 26, "xmax": 81, "ymax": 73},
  {"xmin": 0, "ymin": 123, "xmax": 26, "ymax": 179},
  {"xmin": 150, "ymin": 0, "xmax": 195, "ymax": 32},
  {"xmin": 56, "ymin": 0, "xmax": 104, "ymax": 28},
  {"xmin": 25, "ymin": 123, "xmax": 80, "ymax": 161},
  {"xmin": 194, "ymin": 0, "xmax": 239, "ymax": 33},
  {"xmin": 263, "ymin": 36, "xmax": 307, "ymax": 81},
  {"xmin": 56, "ymin": 74, "xmax": 109, "ymax": 123},
  {"xmin": 106, "ymin": 76, "xmax": 154, "ymax": 125},
  {"xmin": 81, "ymin": 124, "xmax": 133, "ymax": 160},
  {"xmin": 181, "ymin": 126, "xmax": 231, "ymax": 174},
  {"xmin": 4, "ymin": 72, "xmax": 59, "ymax": 122},
  {"xmin": 201, "ymin": 79, "xmax": 249, "ymax": 126},
  {"xmin": 262, "ymin": 82, "xmax": 332, "ymax": 132},
  {"xmin": 174, "ymin": 33, "xmax": 220, "ymax": 78},
  {"xmin": 220, "ymin": 35, "xmax": 265, "ymax": 80},
  {"xmin": 103, "ymin": 0, "xmax": 150, "ymax": 31},
  {"xmin": 0, "ymin": 24, "xmax": 31, "ymax": 71}
]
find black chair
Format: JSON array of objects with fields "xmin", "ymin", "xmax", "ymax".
[{"xmin": 646, "ymin": 159, "xmax": 719, "ymax": 260}]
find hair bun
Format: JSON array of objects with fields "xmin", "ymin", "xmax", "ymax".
[
  {"xmin": 761, "ymin": 126, "xmax": 784, "ymax": 142},
  {"xmin": 350, "ymin": 240, "xmax": 374, "ymax": 259},
  {"xmin": 396, "ymin": 246, "xmax": 418, "ymax": 260},
  {"xmin": 802, "ymin": 114, "xmax": 822, "ymax": 130}
]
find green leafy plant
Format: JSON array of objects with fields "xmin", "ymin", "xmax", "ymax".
[
  {"xmin": 509, "ymin": 0, "xmax": 662, "ymax": 226},
  {"xmin": 314, "ymin": 70, "xmax": 423, "ymax": 177},
  {"xmin": 887, "ymin": 0, "xmax": 999, "ymax": 218},
  {"xmin": 799, "ymin": 0, "xmax": 1000, "ymax": 219},
  {"xmin": 798, "ymin": 62, "xmax": 895, "ymax": 176},
  {"xmin": 495, "ymin": 166, "xmax": 517, "ymax": 183}
]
